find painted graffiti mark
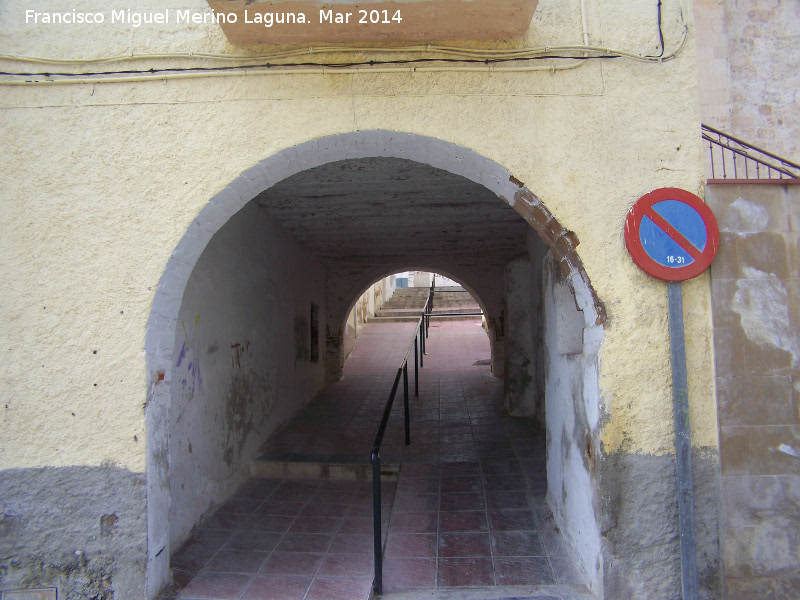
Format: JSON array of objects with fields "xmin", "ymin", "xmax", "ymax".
[
  {"xmin": 231, "ymin": 341, "xmax": 250, "ymax": 369},
  {"xmin": 223, "ymin": 340, "xmax": 272, "ymax": 467},
  {"xmin": 177, "ymin": 320, "xmax": 204, "ymax": 401}
]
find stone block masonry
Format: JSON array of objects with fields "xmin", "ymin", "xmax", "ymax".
[{"xmin": 707, "ymin": 182, "xmax": 800, "ymax": 600}]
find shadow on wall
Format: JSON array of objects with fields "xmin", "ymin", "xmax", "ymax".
[{"xmin": 163, "ymin": 201, "xmax": 329, "ymax": 565}]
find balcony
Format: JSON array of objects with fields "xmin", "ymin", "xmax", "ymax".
[{"xmin": 205, "ymin": 0, "xmax": 538, "ymax": 44}]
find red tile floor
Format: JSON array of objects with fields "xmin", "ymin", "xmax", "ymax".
[{"xmin": 163, "ymin": 318, "xmax": 590, "ymax": 600}]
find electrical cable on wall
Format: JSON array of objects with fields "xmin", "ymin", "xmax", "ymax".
[
  {"xmin": 0, "ymin": 0, "xmax": 687, "ymax": 85},
  {"xmin": 647, "ymin": 0, "xmax": 666, "ymax": 59}
]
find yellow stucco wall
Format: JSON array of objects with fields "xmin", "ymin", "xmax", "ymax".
[{"xmin": 0, "ymin": 0, "xmax": 717, "ymax": 474}]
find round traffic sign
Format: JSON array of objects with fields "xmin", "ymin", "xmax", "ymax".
[{"xmin": 624, "ymin": 188, "xmax": 719, "ymax": 281}]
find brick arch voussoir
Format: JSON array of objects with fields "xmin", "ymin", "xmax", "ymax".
[{"xmin": 506, "ymin": 177, "xmax": 607, "ymax": 326}]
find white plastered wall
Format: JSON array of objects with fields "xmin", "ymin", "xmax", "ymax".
[
  {"xmin": 166, "ymin": 201, "xmax": 328, "ymax": 553},
  {"xmin": 543, "ymin": 253, "xmax": 604, "ymax": 596}
]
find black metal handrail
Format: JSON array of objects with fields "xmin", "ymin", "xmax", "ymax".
[
  {"xmin": 370, "ymin": 314, "xmax": 424, "ymax": 595},
  {"xmin": 702, "ymin": 123, "xmax": 800, "ymax": 180},
  {"xmin": 425, "ymin": 285, "xmax": 434, "ymax": 339},
  {"xmin": 370, "ymin": 290, "xmax": 483, "ymax": 593}
]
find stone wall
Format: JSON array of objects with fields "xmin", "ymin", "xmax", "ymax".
[
  {"xmin": 695, "ymin": 0, "xmax": 800, "ymax": 161},
  {"xmin": 707, "ymin": 181, "xmax": 800, "ymax": 599}
]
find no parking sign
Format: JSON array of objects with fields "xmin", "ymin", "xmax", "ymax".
[
  {"xmin": 623, "ymin": 187, "xmax": 719, "ymax": 600},
  {"xmin": 624, "ymin": 188, "xmax": 719, "ymax": 281}
]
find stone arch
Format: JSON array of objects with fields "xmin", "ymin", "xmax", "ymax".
[{"xmin": 143, "ymin": 130, "xmax": 606, "ymax": 596}]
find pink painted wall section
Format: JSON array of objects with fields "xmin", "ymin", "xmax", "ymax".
[{"xmin": 205, "ymin": 0, "xmax": 538, "ymax": 44}]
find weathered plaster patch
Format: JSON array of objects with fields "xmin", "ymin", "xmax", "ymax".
[
  {"xmin": 723, "ymin": 197, "xmax": 770, "ymax": 233},
  {"xmin": 223, "ymin": 342, "xmax": 272, "ymax": 467},
  {"xmin": 0, "ymin": 466, "xmax": 147, "ymax": 600},
  {"xmin": 732, "ymin": 267, "xmax": 800, "ymax": 366},
  {"xmin": 176, "ymin": 321, "xmax": 204, "ymax": 404}
]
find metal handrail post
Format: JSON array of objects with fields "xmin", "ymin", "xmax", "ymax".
[
  {"xmin": 425, "ymin": 307, "xmax": 430, "ymax": 340},
  {"xmin": 403, "ymin": 362, "xmax": 410, "ymax": 446},
  {"xmin": 371, "ymin": 452, "xmax": 383, "ymax": 595},
  {"xmin": 414, "ymin": 334, "xmax": 419, "ymax": 396},
  {"xmin": 420, "ymin": 312, "xmax": 425, "ymax": 366}
]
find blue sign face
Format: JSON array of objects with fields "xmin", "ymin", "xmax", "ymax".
[{"xmin": 639, "ymin": 200, "xmax": 707, "ymax": 267}]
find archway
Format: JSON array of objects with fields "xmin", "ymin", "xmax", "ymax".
[
  {"xmin": 338, "ymin": 267, "xmax": 497, "ymax": 375},
  {"xmin": 144, "ymin": 131, "xmax": 606, "ymax": 597}
]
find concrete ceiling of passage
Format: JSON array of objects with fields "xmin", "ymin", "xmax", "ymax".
[{"xmin": 253, "ymin": 157, "xmax": 531, "ymax": 274}]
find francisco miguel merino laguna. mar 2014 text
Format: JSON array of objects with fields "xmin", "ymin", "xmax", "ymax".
[{"xmin": 24, "ymin": 8, "xmax": 404, "ymax": 28}]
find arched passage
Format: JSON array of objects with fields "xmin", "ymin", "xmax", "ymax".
[
  {"xmin": 339, "ymin": 269, "xmax": 491, "ymax": 369},
  {"xmin": 340, "ymin": 268, "xmax": 490, "ymax": 334},
  {"xmin": 144, "ymin": 131, "xmax": 606, "ymax": 597},
  {"xmin": 333, "ymin": 264, "xmax": 501, "ymax": 377}
]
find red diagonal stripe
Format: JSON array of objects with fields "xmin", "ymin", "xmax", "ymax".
[{"xmin": 643, "ymin": 207, "xmax": 703, "ymax": 261}]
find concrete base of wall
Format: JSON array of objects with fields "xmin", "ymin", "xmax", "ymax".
[
  {"xmin": 600, "ymin": 449, "xmax": 722, "ymax": 600},
  {"xmin": 0, "ymin": 466, "xmax": 147, "ymax": 600}
]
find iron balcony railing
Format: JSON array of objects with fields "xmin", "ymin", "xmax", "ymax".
[{"xmin": 702, "ymin": 124, "xmax": 800, "ymax": 181}]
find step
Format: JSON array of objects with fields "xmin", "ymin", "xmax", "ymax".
[
  {"xmin": 430, "ymin": 306, "xmax": 481, "ymax": 314},
  {"xmin": 432, "ymin": 294, "xmax": 475, "ymax": 300},
  {"xmin": 370, "ymin": 314, "xmax": 482, "ymax": 323},
  {"xmin": 432, "ymin": 300, "xmax": 479, "ymax": 308},
  {"xmin": 250, "ymin": 458, "xmax": 401, "ymax": 480},
  {"xmin": 381, "ymin": 304, "xmax": 428, "ymax": 310},
  {"xmin": 376, "ymin": 306, "xmax": 479, "ymax": 315},
  {"xmin": 428, "ymin": 314, "xmax": 482, "ymax": 321},
  {"xmin": 375, "ymin": 584, "xmax": 596, "ymax": 600},
  {"xmin": 370, "ymin": 316, "xmax": 423, "ymax": 323},
  {"xmin": 376, "ymin": 309, "xmax": 426, "ymax": 317},
  {"xmin": 390, "ymin": 290, "xmax": 430, "ymax": 297}
]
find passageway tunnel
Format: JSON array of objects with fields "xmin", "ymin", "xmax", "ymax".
[
  {"xmin": 145, "ymin": 133, "xmax": 605, "ymax": 596},
  {"xmin": 256, "ymin": 156, "xmax": 530, "ymax": 378}
]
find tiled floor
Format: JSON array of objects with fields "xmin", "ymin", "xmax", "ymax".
[
  {"xmin": 165, "ymin": 318, "xmax": 585, "ymax": 600},
  {"xmin": 256, "ymin": 321, "xmax": 421, "ymax": 468},
  {"xmin": 168, "ymin": 477, "xmax": 389, "ymax": 600},
  {"xmin": 380, "ymin": 320, "xmax": 580, "ymax": 595}
]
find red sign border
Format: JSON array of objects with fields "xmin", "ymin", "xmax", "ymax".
[{"xmin": 624, "ymin": 188, "xmax": 720, "ymax": 282}]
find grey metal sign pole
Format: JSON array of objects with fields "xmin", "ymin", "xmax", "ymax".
[
  {"xmin": 667, "ymin": 281, "xmax": 699, "ymax": 600},
  {"xmin": 625, "ymin": 187, "xmax": 718, "ymax": 600}
]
